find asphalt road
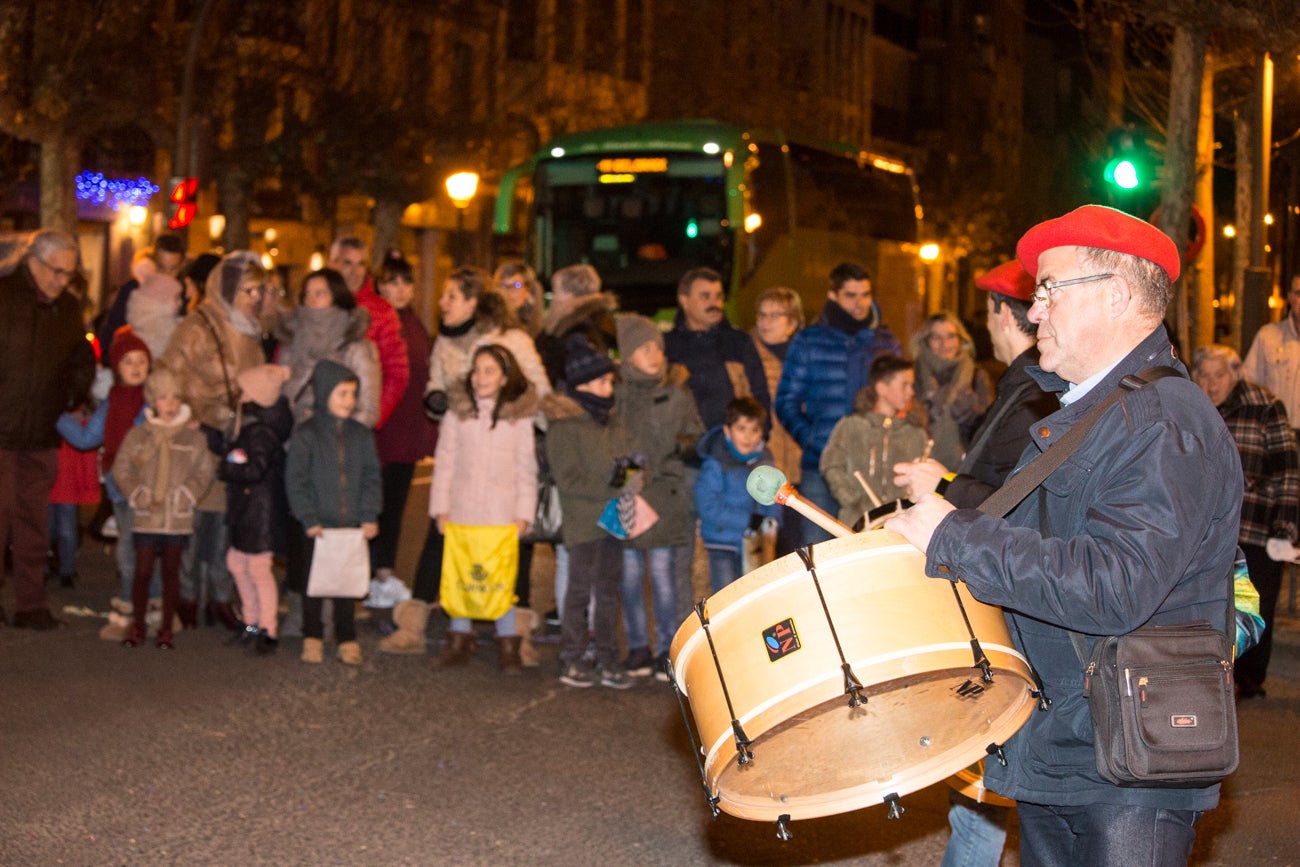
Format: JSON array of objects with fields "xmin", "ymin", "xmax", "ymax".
[{"xmin": 3, "ymin": 531, "xmax": 1299, "ymax": 865}]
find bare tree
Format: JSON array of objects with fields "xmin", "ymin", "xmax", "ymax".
[{"xmin": 0, "ymin": 0, "xmax": 166, "ymax": 230}]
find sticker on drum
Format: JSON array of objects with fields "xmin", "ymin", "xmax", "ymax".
[
  {"xmin": 762, "ymin": 619, "xmax": 800, "ymax": 661},
  {"xmin": 670, "ymin": 530, "xmax": 1036, "ymax": 823}
]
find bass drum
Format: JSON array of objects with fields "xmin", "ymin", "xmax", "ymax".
[{"xmin": 669, "ymin": 529, "xmax": 1034, "ymax": 822}]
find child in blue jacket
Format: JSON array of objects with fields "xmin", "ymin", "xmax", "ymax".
[{"xmin": 695, "ymin": 396, "xmax": 782, "ymax": 593}]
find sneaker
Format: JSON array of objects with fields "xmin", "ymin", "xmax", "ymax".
[
  {"xmin": 654, "ymin": 652, "xmax": 671, "ymax": 683},
  {"xmin": 599, "ymin": 666, "xmax": 635, "ymax": 690},
  {"xmin": 559, "ymin": 662, "xmax": 596, "ymax": 688},
  {"xmin": 101, "ymin": 515, "xmax": 119, "ymax": 539},
  {"xmin": 623, "ymin": 646, "xmax": 654, "ymax": 678},
  {"xmin": 543, "ymin": 608, "xmax": 560, "ymax": 627}
]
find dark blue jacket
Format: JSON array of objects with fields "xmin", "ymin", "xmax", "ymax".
[
  {"xmin": 775, "ymin": 301, "xmax": 901, "ymax": 470},
  {"xmin": 664, "ymin": 312, "xmax": 770, "ymax": 431},
  {"xmin": 927, "ymin": 328, "xmax": 1242, "ymax": 811},
  {"xmin": 694, "ymin": 425, "xmax": 781, "ymax": 551}
]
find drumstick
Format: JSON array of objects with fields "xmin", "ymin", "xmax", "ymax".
[
  {"xmin": 746, "ymin": 466, "xmax": 853, "ymax": 539},
  {"xmin": 919, "ymin": 439, "xmax": 934, "ymax": 462},
  {"xmin": 853, "ymin": 470, "xmax": 884, "ymax": 509}
]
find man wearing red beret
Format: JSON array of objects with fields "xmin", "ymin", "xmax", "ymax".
[{"xmin": 888, "ymin": 205, "xmax": 1242, "ymax": 865}]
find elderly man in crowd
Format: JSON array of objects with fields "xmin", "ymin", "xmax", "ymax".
[
  {"xmin": 0, "ymin": 230, "xmax": 97, "ymax": 629},
  {"xmin": 888, "ymin": 206, "xmax": 1242, "ymax": 865}
]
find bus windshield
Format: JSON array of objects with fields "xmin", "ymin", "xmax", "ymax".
[{"xmin": 535, "ymin": 153, "xmax": 733, "ymax": 314}]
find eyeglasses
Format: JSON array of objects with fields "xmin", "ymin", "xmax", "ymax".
[
  {"xmin": 1031, "ymin": 273, "xmax": 1114, "ymax": 308},
  {"xmin": 498, "ymin": 280, "xmax": 526, "ymax": 291},
  {"xmin": 35, "ymin": 257, "xmax": 76, "ymax": 280},
  {"xmin": 238, "ymin": 285, "xmax": 267, "ymax": 297}
]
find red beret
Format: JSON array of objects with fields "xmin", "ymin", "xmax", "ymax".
[
  {"xmin": 975, "ymin": 260, "xmax": 1035, "ymax": 302},
  {"xmin": 1016, "ymin": 205, "xmax": 1180, "ymax": 283}
]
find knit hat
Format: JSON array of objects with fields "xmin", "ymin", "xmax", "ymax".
[
  {"xmin": 144, "ymin": 366, "xmax": 184, "ymax": 404},
  {"xmin": 564, "ymin": 333, "xmax": 615, "ymax": 387},
  {"xmin": 138, "ymin": 272, "xmax": 183, "ymax": 306},
  {"xmin": 109, "ymin": 325, "xmax": 151, "ymax": 372},
  {"xmin": 617, "ymin": 314, "xmax": 663, "ymax": 358},
  {"xmin": 237, "ymin": 364, "xmax": 290, "ymax": 408}
]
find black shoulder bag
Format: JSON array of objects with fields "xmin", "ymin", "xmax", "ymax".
[{"xmin": 977, "ymin": 368, "xmax": 1239, "ymax": 787}]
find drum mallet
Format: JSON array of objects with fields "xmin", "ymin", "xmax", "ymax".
[{"xmin": 746, "ymin": 466, "xmax": 853, "ymax": 539}]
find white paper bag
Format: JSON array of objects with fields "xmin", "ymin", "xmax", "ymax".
[{"xmin": 307, "ymin": 527, "xmax": 370, "ymax": 598}]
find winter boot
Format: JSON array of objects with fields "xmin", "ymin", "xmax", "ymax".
[
  {"xmin": 377, "ymin": 599, "xmax": 431, "ymax": 655},
  {"xmin": 516, "ymin": 608, "xmax": 541, "ymax": 668},
  {"xmin": 337, "ymin": 640, "xmax": 363, "ymax": 666},
  {"xmin": 496, "ymin": 636, "xmax": 524, "ymax": 675},
  {"xmin": 433, "ymin": 631, "xmax": 476, "ymax": 667},
  {"xmin": 301, "ymin": 637, "xmax": 324, "ymax": 664}
]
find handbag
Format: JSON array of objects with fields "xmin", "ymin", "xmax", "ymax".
[
  {"xmin": 306, "ymin": 528, "xmax": 371, "ymax": 598},
  {"xmin": 522, "ymin": 428, "xmax": 562, "ymax": 543},
  {"xmin": 979, "ymin": 367, "xmax": 1239, "ymax": 786},
  {"xmin": 597, "ymin": 494, "xmax": 659, "ymax": 540},
  {"xmin": 1079, "ymin": 620, "xmax": 1238, "ymax": 786},
  {"xmin": 522, "ymin": 477, "xmax": 563, "ymax": 543},
  {"xmin": 441, "ymin": 524, "xmax": 519, "ymax": 620}
]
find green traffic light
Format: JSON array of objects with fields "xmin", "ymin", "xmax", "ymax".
[
  {"xmin": 686, "ymin": 219, "xmax": 699, "ymax": 239},
  {"xmin": 1104, "ymin": 157, "xmax": 1140, "ymax": 190}
]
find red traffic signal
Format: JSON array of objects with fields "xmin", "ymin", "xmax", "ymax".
[{"xmin": 166, "ymin": 176, "xmax": 198, "ymax": 229}]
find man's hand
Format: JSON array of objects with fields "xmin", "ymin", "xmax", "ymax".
[
  {"xmin": 883, "ymin": 493, "xmax": 955, "ymax": 554},
  {"xmin": 361, "ymin": 522, "xmax": 379, "ymax": 540},
  {"xmin": 436, "ymin": 513, "xmax": 448, "ymax": 535},
  {"xmin": 893, "ymin": 458, "xmax": 950, "ymax": 501},
  {"xmin": 305, "ymin": 525, "xmax": 324, "ymax": 539},
  {"xmin": 1266, "ymin": 537, "xmax": 1300, "ymax": 562}
]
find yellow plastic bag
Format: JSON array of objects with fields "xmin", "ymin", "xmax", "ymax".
[{"xmin": 440, "ymin": 524, "xmax": 519, "ymax": 620}]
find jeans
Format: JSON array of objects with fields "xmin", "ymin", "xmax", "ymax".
[
  {"xmin": 940, "ymin": 797, "xmax": 1008, "ymax": 867},
  {"xmin": 449, "ymin": 609, "xmax": 516, "ymax": 637},
  {"xmin": 620, "ymin": 546, "xmax": 681, "ymax": 655},
  {"xmin": 47, "ymin": 503, "xmax": 79, "ymax": 577},
  {"xmin": 706, "ymin": 547, "xmax": 742, "ymax": 594},
  {"xmin": 182, "ymin": 509, "xmax": 234, "ymax": 603},
  {"xmin": 1016, "ymin": 801, "xmax": 1199, "ymax": 867},
  {"xmin": 796, "ymin": 469, "xmax": 838, "ymax": 546}
]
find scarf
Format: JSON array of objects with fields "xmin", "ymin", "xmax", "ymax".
[
  {"xmin": 819, "ymin": 298, "xmax": 877, "ymax": 336},
  {"xmin": 142, "ymin": 403, "xmax": 193, "ymax": 504},
  {"xmin": 103, "ymin": 383, "xmax": 145, "ymax": 470},
  {"xmin": 914, "ymin": 349, "xmax": 975, "ymax": 412},
  {"xmin": 619, "ymin": 362, "xmax": 662, "ymax": 385},
  {"xmin": 284, "ymin": 306, "xmax": 355, "ymax": 408},
  {"xmin": 568, "ymin": 387, "xmax": 615, "ymax": 426},
  {"xmin": 439, "ymin": 316, "xmax": 476, "ymax": 338}
]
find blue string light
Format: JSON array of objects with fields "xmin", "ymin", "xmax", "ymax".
[{"xmin": 74, "ymin": 171, "xmax": 160, "ymax": 210}]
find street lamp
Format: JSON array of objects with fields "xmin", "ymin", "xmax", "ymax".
[{"xmin": 445, "ymin": 171, "xmax": 479, "ymax": 266}]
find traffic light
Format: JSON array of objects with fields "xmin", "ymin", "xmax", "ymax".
[
  {"xmin": 1102, "ymin": 126, "xmax": 1151, "ymax": 193},
  {"xmin": 165, "ymin": 176, "xmax": 198, "ymax": 229}
]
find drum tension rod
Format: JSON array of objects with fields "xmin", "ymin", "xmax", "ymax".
[
  {"xmin": 986, "ymin": 742, "xmax": 1009, "ymax": 768},
  {"xmin": 775, "ymin": 814, "xmax": 793, "ymax": 841},
  {"xmin": 795, "ymin": 547, "xmax": 867, "ymax": 707},
  {"xmin": 948, "ymin": 582, "xmax": 994, "ymax": 683},
  {"xmin": 694, "ymin": 601, "xmax": 755, "ymax": 766},
  {"xmin": 667, "ymin": 658, "xmax": 722, "ymax": 818},
  {"xmin": 884, "ymin": 792, "xmax": 905, "ymax": 820}
]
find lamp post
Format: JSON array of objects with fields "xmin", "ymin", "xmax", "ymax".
[{"xmin": 445, "ymin": 171, "xmax": 479, "ymax": 266}]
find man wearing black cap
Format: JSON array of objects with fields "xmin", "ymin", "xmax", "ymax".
[{"xmin": 888, "ymin": 206, "xmax": 1242, "ymax": 865}]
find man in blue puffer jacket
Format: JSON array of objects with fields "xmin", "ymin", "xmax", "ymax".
[{"xmin": 775, "ymin": 261, "xmax": 901, "ymax": 544}]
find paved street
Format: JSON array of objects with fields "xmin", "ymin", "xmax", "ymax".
[{"xmin": 3, "ymin": 524, "xmax": 1299, "ymax": 865}]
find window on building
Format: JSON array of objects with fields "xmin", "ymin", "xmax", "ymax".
[
  {"xmin": 625, "ymin": 0, "xmax": 645, "ymax": 80},
  {"xmin": 583, "ymin": 0, "xmax": 617, "ymax": 74}
]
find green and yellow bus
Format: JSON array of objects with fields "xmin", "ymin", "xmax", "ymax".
[{"xmin": 494, "ymin": 119, "xmax": 937, "ymax": 335}]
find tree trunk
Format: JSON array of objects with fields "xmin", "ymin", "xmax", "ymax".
[
  {"xmin": 1158, "ymin": 24, "xmax": 1205, "ymax": 353},
  {"xmin": 1191, "ymin": 56, "xmax": 1215, "ymax": 356},
  {"xmin": 217, "ymin": 164, "xmax": 251, "ymax": 252},
  {"xmin": 371, "ymin": 198, "xmax": 405, "ymax": 267},
  {"xmin": 1232, "ymin": 113, "xmax": 1251, "ymax": 353},
  {"xmin": 39, "ymin": 133, "xmax": 79, "ymax": 233}
]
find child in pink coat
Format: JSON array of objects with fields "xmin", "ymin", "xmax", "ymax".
[{"xmin": 428, "ymin": 344, "xmax": 537, "ymax": 673}]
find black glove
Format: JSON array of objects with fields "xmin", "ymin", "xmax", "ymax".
[{"xmin": 423, "ymin": 389, "xmax": 448, "ymax": 420}]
